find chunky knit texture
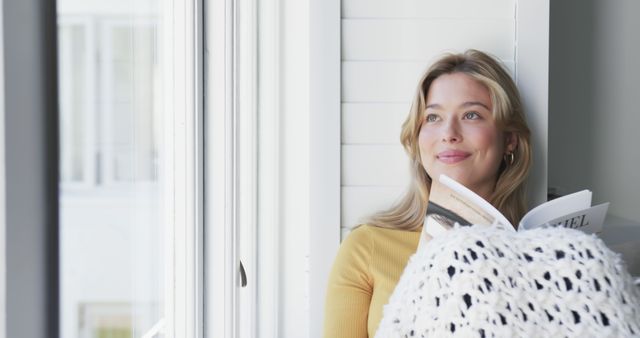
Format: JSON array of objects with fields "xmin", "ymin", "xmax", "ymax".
[{"xmin": 376, "ymin": 225, "xmax": 640, "ymax": 338}]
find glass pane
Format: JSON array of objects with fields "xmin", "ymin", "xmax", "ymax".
[
  {"xmin": 58, "ymin": 2, "xmax": 167, "ymax": 338},
  {"xmin": 59, "ymin": 24, "xmax": 89, "ymax": 184}
]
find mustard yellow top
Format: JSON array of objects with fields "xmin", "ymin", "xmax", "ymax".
[{"xmin": 323, "ymin": 224, "xmax": 421, "ymax": 338}]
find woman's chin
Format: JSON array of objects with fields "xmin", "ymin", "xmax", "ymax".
[{"xmin": 436, "ymin": 171, "xmax": 470, "ymax": 186}]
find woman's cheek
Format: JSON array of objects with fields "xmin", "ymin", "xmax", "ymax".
[
  {"xmin": 417, "ymin": 129, "xmax": 435, "ymax": 175},
  {"xmin": 468, "ymin": 124, "xmax": 501, "ymax": 148},
  {"xmin": 417, "ymin": 127, "xmax": 433, "ymax": 152}
]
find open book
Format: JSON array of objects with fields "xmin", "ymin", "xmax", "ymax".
[{"xmin": 420, "ymin": 174, "xmax": 609, "ymax": 248}]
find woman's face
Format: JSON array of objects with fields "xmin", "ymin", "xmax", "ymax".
[{"xmin": 418, "ymin": 72, "xmax": 514, "ymax": 199}]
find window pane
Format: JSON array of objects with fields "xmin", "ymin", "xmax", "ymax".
[
  {"xmin": 58, "ymin": 2, "xmax": 167, "ymax": 338},
  {"xmin": 59, "ymin": 24, "xmax": 90, "ymax": 184}
]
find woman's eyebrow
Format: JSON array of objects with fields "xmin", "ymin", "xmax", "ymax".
[
  {"xmin": 460, "ymin": 101, "xmax": 490, "ymax": 110},
  {"xmin": 425, "ymin": 102, "xmax": 490, "ymax": 110}
]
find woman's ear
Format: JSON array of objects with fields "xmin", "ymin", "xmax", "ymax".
[{"xmin": 505, "ymin": 132, "xmax": 518, "ymax": 153}]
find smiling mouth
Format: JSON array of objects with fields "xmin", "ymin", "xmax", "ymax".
[{"xmin": 437, "ymin": 151, "xmax": 471, "ymax": 164}]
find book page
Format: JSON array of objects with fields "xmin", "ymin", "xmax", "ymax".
[
  {"xmin": 519, "ymin": 190, "xmax": 592, "ymax": 230},
  {"xmin": 439, "ymin": 175, "xmax": 512, "ymax": 227},
  {"xmin": 522, "ymin": 202, "xmax": 609, "ymax": 234},
  {"xmin": 420, "ymin": 175, "xmax": 513, "ymax": 248}
]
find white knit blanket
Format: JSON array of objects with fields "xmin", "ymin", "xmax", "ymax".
[{"xmin": 376, "ymin": 225, "xmax": 640, "ymax": 337}]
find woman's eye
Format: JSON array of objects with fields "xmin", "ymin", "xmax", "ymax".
[
  {"xmin": 425, "ymin": 114, "xmax": 439, "ymax": 123},
  {"xmin": 463, "ymin": 111, "xmax": 481, "ymax": 120}
]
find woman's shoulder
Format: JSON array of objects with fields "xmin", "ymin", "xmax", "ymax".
[
  {"xmin": 338, "ymin": 224, "xmax": 388, "ymax": 254},
  {"xmin": 333, "ymin": 225, "xmax": 422, "ymax": 281},
  {"xmin": 340, "ymin": 224, "xmax": 374, "ymax": 249},
  {"xmin": 351, "ymin": 224, "xmax": 421, "ymax": 235},
  {"xmin": 346, "ymin": 224, "xmax": 421, "ymax": 244}
]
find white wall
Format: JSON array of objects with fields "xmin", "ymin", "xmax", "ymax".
[
  {"xmin": 549, "ymin": 0, "xmax": 640, "ymax": 222},
  {"xmin": 340, "ymin": 0, "xmax": 551, "ymax": 234},
  {"xmin": 279, "ymin": 0, "xmax": 312, "ymax": 335},
  {"xmin": 309, "ymin": 0, "xmax": 341, "ymax": 337}
]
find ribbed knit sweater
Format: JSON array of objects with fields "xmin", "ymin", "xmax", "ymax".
[{"xmin": 323, "ymin": 224, "xmax": 421, "ymax": 338}]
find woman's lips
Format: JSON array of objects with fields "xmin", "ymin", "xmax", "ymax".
[{"xmin": 436, "ymin": 150, "xmax": 471, "ymax": 164}]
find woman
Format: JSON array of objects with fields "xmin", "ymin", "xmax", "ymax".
[{"xmin": 323, "ymin": 49, "xmax": 532, "ymax": 337}]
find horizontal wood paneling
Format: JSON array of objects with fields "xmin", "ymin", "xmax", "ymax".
[
  {"xmin": 342, "ymin": 61, "xmax": 425, "ymax": 103},
  {"xmin": 342, "ymin": 144, "xmax": 410, "ymax": 186},
  {"xmin": 341, "ymin": 186, "xmax": 406, "ymax": 229},
  {"xmin": 342, "ymin": 60, "xmax": 515, "ymax": 103},
  {"xmin": 342, "ymin": 19, "xmax": 515, "ymax": 61},
  {"xmin": 341, "ymin": 103, "xmax": 409, "ymax": 144},
  {"xmin": 342, "ymin": 0, "xmax": 515, "ymax": 19}
]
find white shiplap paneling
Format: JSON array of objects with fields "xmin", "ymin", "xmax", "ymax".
[
  {"xmin": 342, "ymin": 144, "xmax": 410, "ymax": 186},
  {"xmin": 341, "ymin": 103, "xmax": 409, "ymax": 144},
  {"xmin": 342, "ymin": 0, "xmax": 515, "ymax": 19},
  {"xmin": 341, "ymin": 186, "xmax": 406, "ymax": 229},
  {"xmin": 342, "ymin": 61, "xmax": 425, "ymax": 103},
  {"xmin": 342, "ymin": 60, "xmax": 515, "ymax": 103},
  {"xmin": 342, "ymin": 19, "xmax": 515, "ymax": 61}
]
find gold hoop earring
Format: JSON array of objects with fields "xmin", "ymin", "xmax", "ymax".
[{"xmin": 504, "ymin": 152, "xmax": 515, "ymax": 166}]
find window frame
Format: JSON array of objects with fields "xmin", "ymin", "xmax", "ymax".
[
  {"xmin": 56, "ymin": 1, "xmax": 205, "ymax": 337},
  {"xmin": 161, "ymin": 0, "xmax": 205, "ymax": 337},
  {"xmin": 204, "ymin": 0, "xmax": 238, "ymax": 336}
]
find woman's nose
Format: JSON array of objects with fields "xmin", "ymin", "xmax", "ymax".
[{"xmin": 441, "ymin": 119, "xmax": 462, "ymax": 143}]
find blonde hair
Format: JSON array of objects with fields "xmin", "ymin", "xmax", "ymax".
[{"xmin": 366, "ymin": 50, "xmax": 532, "ymax": 230}]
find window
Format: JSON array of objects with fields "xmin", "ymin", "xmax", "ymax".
[
  {"xmin": 58, "ymin": 1, "xmax": 203, "ymax": 337},
  {"xmin": 56, "ymin": 0, "xmax": 343, "ymax": 336}
]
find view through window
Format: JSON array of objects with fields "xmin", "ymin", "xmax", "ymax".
[{"xmin": 58, "ymin": 1, "xmax": 167, "ymax": 337}]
